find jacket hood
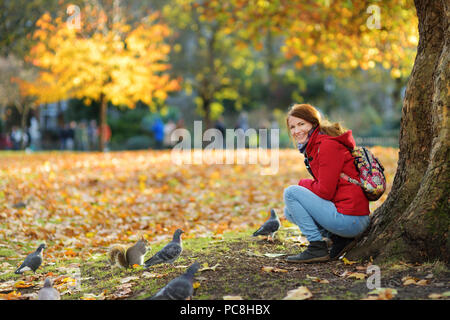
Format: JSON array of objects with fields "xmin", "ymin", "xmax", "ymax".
[
  {"xmin": 317, "ymin": 129, "xmax": 356, "ymax": 149},
  {"xmin": 307, "ymin": 127, "xmax": 356, "ymax": 152}
]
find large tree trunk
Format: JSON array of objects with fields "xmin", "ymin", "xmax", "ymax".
[{"xmin": 347, "ymin": 0, "xmax": 449, "ymax": 263}]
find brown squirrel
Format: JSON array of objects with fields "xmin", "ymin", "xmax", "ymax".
[{"xmin": 108, "ymin": 237, "xmax": 148, "ymax": 268}]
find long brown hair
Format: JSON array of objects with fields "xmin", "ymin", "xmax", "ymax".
[{"xmin": 286, "ymin": 103, "xmax": 347, "ymax": 140}]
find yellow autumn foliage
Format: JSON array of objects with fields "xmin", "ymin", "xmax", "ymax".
[{"xmin": 22, "ymin": 9, "xmax": 180, "ymax": 109}]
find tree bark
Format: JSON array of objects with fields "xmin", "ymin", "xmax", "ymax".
[
  {"xmin": 265, "ymin": 30, "xmax": 277, "ymax": 109},
  {"xmin": 99, "ymin": 93, "xmax": 107, "ymax": 152},
  {"xmin": 347, "ymin": 0, "xmax": 449, "ymax": 263},
  {"xmin": 19, "ymin": 102, "xmax": 30, "ymax": 150}
]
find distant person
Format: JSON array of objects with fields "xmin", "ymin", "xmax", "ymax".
[
  {"xmin": 75, "ymin": 120, "xmax": 89, "ymax": 151},
  {"xmin": 88, "ymin": 120, "xmax": 98, "ymax": 151},
  {"xmin": 99, "ymin": 122, "xmax": 111, "ymax": 151},
  {"xmin": 163, "ymin": 119, "xmax": 176, "ymax": 148},
  {"xmin": 58, "ymin": 123, "xmax": 67, "ymax": 150},
  {"xmin": 214, "ymin": 116, "xmax": 226, "ymax": 148},
  {"xmin": 255, "ymin": 119, "xmax": 271, "ymax": 148},
  {"xmin": 270, "ymin": 116, "xmax": 279, "ymax": 130},
  {"xmin": 235, "ymin": 112, "xmax": 249, "ymax": 148},
  {"xmin": 10, "ymin": 126, "xmax": 19, "ymax": 150},
  {"xmin": 151, "ymin": 117, "xmax": 164, "ymax": 150},
  {"xmin": 0, "ymin": 133, "xmax": 12, "ymax": 150},
  {"xmin": 29, "ymin": 117, "xmax": 41, "ymax": 151},
  {"xmin": 214, "ymin": 116, "xmax": 226, "ymax": 136},
  {"xmin": 10, "ymin": 126, "xmax": 27, "ymax": 150},
  {"xmin": 282, "ymin": 103, "xmax": 370, "ymax": 263},
  {"xmin": 236, "ymin": 111, "xmax": 249, "ymax": 131},
  {"xmin": 176, "ymin": 118, "xmax": 185, "ymax": 130},
  {"xmin": 268, "ymin": 116, "xmax": 279, "ymax": 149},
  {"xmin": 66, "ymin": 121, "xmax": 76, "ymax": 150},
  {"xmin": 175, "ymin": 119, "xmax": 185, "ymax": 144},
  {"xmin": 74, "ymin": 122, "xmax": 82, "ymax": 150}
]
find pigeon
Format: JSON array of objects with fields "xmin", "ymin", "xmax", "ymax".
[
  {"xmin": 12, "ymin": 201, "xmax": 27, "ymax": 209},
  {"xmin": 144, "ymin": 229, "xmax": 184, "ymax": 268},
  {"xmin": 15, "ymin": 243, "xmax": 46, "ymax": 274},
  {"xmin": 38, "ymin": 278, "xmax": 60, "ymax": 300},
  {"xmin": 252, "ymin": 209, "xmax": 281, "ymax": 241},
  {"xmin": 148, "ymin": 262, "xmax": 200, "ymax": 300}
]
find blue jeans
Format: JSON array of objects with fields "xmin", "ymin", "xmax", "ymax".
[{"xmin": 283, "ymin": 185, "xmax": 370, "ymax": 242}]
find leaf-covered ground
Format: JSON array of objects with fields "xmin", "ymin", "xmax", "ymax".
[{"xmin": 1, "ymin": 148, "xmax": 448, "ymax": 300}]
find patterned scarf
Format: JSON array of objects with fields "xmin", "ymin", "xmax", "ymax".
[{"xmin": 297, "ymin": 126, "xmax": 318, "ymax": 154}]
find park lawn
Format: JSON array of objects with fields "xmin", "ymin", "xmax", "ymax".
[
  {"xmin": 1, "ymin": 148, "xmax": 448, "ymax": 300},
  {"xmin": 1, "ymin": 228, "xmax": 449, "ymax": 300}
]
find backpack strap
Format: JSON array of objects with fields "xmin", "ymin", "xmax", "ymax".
[
  {"xmin": 305, "ymin": 145, "xmax": 361, "ymax": 187},
  {"xmin": 304, "ymin": 149, "xmax": 317, "ymax": 180},
  {"xmin": 340, "ymin": 146, "xmax": 362, "ymax": 186},
  {"xmin": 340, "ymin": 172, "xmax": 361, "ymax": 186}
]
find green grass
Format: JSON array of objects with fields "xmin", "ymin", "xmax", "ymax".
[
  {"xmin": 0, "ymin": 248, "xmax": 16, "ymax": 257},
  {"xmin": 67, "ymin": 230, "xmax": 249, "ymax": 299},
  {"xmin": 3, "ymin": 228, "xmax": 448, "ymax": 300}
]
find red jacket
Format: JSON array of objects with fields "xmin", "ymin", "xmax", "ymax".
[{"xmin": 299, "ymin": 127, "xmax": 370, "ymax": 216}]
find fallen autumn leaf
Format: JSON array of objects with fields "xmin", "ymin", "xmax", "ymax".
[{"xmin": 283, "ymin": 286, "xmax": 313, "ymax": 300}]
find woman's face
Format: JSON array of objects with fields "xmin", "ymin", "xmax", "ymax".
[{"xmin": 288, "ymin": 116, "xmax": 314, "ymax": 144}]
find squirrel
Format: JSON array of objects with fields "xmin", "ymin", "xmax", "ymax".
[{"xmin": 108, "ymin": 237, "xmax": 148, "ymax": 268}]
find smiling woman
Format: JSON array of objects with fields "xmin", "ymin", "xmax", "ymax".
[
  {"xmin": 286, "ymin": 104, "xmax": 347, "ymax": 146},
  {"xmin": 282, "ymin": 103, "xmax": 371, "ymax": 263},
  {"xmin": 287, "ymin": 115, "xmax": 313, "ymax": 145}
]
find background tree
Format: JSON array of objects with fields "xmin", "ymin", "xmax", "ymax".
[
  {"xmin": 0, "ymin": 0, "xmax": 84, "ymax": 57},
  {"xmin": 187, "ymin": 0, "xmax": 417, "ymax": 132},
  {"xmin": 0, "ymin": 55, "xmax": 37, "ymax": 149},
  {"xmin": 206, "ymin": 0, "xmax": 448, "ymax": 263},
  {"xmin": 199, "ymin": 0, "xmax": 294, "ymax": 112},
  {"xmin": 161, "ymin": 0, "xmax": 270, "ymax": 129},
  {"xmin": 205, "ymin": 0, "xmax": 417, "ymax": 78},
  {"xmin": 22, "ymin": 5, "xmax": 180, "ymax": 151}
]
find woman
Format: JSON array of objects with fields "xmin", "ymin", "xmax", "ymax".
[{"xmin": 283, "ymin": 103, "xmax": 370, "ymax": 263}]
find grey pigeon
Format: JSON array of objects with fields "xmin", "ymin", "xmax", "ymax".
[
  {"xmin": 38, "ymin": 278, "xmax": 60, "ymax": 300},
  {"xmin": 252, "ymin": 209, "xmax": 280, "ymax": 241},
  {"xmin": 148, "ymin": 262, "xmax": 200, "ymax": 300},
  {"xmin": 15, "ymin": 243, "xmax": 46, "ymax": 274},
  {"xmin": 12, "ymin": 201, "xmax": 27, "ymax": 209},
  {"xmin": 144, "ymin": 229, "xmax": 184, "ymax": 268}
]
